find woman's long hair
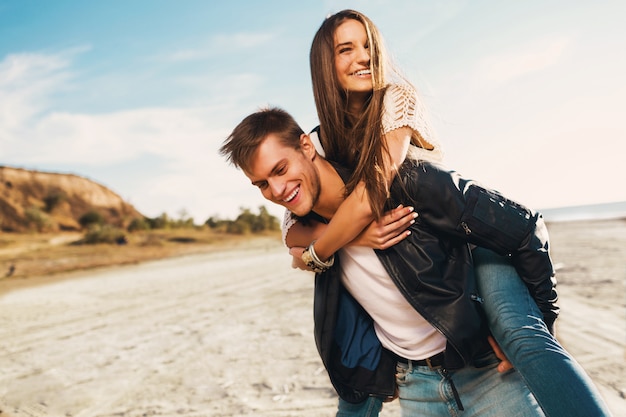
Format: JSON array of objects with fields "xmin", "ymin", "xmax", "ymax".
[{"xmin": 310, "ymin": 10, "xmax": 394, "ymax": 219}]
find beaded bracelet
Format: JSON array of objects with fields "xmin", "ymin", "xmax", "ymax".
[{"xmin": 301, "ymin": 240, "xmax": 335, "ymax": 273}]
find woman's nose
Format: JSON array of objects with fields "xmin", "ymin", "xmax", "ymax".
[{"xmin": 356, "ymin": 45, "xmax": 370, "ymax": 64}]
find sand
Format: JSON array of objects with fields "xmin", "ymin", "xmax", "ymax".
[{"xmin": 0, "ymin": 220, "xmax": 624, "ymax": 416}]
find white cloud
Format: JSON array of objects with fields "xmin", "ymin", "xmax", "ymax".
[
  {"xmin": 210, "ymin": 31, "xmax": 277, "ymax": 50},
  {"xmin": 0, "ymin": 52, "xmax": 71, "ymax": 138},
  {"xmin": 0, "ymin": 47, "xmax": 93, "ymax": 146},
  {"xmin": 476, "ymin": 36, "xmax": 571, "ymax": 86},
  {"xmin": 159, "ymin": 31, "xmax": 277, "ymax": 63},
  {"xmin": 0, "ymin": 49, "xmax": 282, "ymax": 222},
  {"xmin": 14, "ymin": 103, "xmax": 263, "ymax": 219},
  {"xmin": 175, "ymin": 72, "xmax": 265, "ymax": 105}
]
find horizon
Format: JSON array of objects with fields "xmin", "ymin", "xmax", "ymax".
[
  {"xmin": 1, "ymin": 1, "xmax": 625, "ymax": 222},
  {"xmin": 3, "ymin": 162, "xmax": 626, "ymax": 225}
]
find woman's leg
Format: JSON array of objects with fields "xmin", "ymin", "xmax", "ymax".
[{"xmin": 473, "ymin": 247, "xmax": 612, "ymax": 417}]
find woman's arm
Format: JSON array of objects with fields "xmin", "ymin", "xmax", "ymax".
[
  {"xmin": 287, "ymin": 205, "xmax": 416, "ymax": 270},
  {"xmin": 285, "ymin": 219, "xmax": 326, "ymax": 249},
  {"xmin": 311, "ymin": 127, "xmax": 413, "ymax": 261}
]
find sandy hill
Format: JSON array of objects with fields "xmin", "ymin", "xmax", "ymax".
[{"xmin": 0, "ymin": 166, "xmax": 143, "ymax": 232}]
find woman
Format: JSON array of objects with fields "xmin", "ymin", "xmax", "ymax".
[{"xmin": 285, "ymin": 9, "xmax": 611, "ymax": 417}]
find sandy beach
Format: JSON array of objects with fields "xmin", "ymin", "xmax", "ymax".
[{"xmin": 0, "ymin": 219, "xmax": 624, "ymax": 416}]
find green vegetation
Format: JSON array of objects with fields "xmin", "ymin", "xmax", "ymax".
[
  {"xmin": 83, "ymin": 224, "xmax": 127, "ymax": 244},
  {"xmin": 25, "ymin": 206, "xmax": 52, "ymax": 232},
  {"xmin": 205, "ymin": 206, "xmax": 280, "ymax": 235},
  {"xmin": 127, "ymin": 217, "xmax": 151, "ymax": 232},
  {"xmin": 78, "ymin": 205, "xmax": 280, "ymax": 245},
  {"xmin": 43, "ymin": 191, "xmax": 67, "ymax": 213},
  {"xmin": 79, "ymin": 210, "xmax": 104, "ymax": 228}
]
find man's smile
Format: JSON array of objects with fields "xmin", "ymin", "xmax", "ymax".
[{"xmin": 283, "ymin": 185, "xmax": 300, "ymax": 203}]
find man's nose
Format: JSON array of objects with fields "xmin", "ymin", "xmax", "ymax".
[{"xmin": 268, "ymin": 178, "xmax": 285, "ymax": 199}]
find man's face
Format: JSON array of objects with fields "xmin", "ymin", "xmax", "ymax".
[{"xmin": 245, "ymin": 133, "xmax": 321, "ymax": 217}]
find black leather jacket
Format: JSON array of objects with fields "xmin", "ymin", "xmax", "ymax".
[{"xmin": 311, "ymin": 160, "xmax": 558, "ymax": 403}]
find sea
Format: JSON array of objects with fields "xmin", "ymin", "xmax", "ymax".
[{"xmin": 539, "ymin": 200, "xmax": 626, "ymax": 222}]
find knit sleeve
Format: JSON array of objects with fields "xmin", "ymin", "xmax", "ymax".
[
  {"xmin": 382, "ymin": 83, "xmax": 444, "ymax": 163},
  {"xmin": 281, "ymin": 208, "xmax": 298, "ymax": 246}
]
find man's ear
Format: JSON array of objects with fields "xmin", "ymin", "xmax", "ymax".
[{"xmin": 300, "ymin": 133, "xmax": 317, "ymax": 160}]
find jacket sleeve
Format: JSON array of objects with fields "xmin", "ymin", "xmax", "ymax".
[{"xmin": 394, "ymin": 161, "xmax": 559, "ymax": 331}]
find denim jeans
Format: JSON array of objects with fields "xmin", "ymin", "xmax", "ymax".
[
  {"xmin": 337, "ymin": 396, "xmax": 383, "ymax": 417},
  {"xmin": 473, "ymin": 247, "xmax": 613, "ymax": 417},
  {"xmin": 395, "ymin": 355, "xmax": 544, "ymax": 416}
]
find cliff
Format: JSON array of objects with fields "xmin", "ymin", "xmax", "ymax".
[{"xmin": 0, "ymin": 166, "xmax": 143, "ymax": 232}]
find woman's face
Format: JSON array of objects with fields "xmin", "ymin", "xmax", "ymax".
[{"xmin": 333, "ymin": 19, "xmax": 372, "ymax": 95}]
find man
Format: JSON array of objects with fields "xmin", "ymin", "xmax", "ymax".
[{"xmin": 220, "ymin": 107, "xmax": 555, "ymax": 416}]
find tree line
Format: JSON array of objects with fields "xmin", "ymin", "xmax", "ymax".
[{"xmin": 76, "ymin": 205, "xmax": 280, "ymax": 244}]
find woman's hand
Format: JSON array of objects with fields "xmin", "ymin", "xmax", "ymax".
[
  {"xmin": 351, "ymin": 205, "xmax": 417, "ymax": 249},
  {"xmin": 286, "ymin": 205, "xmax": 415, "ymax": 270}
]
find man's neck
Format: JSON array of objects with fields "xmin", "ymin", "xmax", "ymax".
[{"xmin": 311, "ymin": 156, "xmax": 345, "ymax": 220}]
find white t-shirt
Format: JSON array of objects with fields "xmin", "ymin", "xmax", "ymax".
[{"xmin": 339, "ymin": 246, "xmax": 446, "ymax": 360}]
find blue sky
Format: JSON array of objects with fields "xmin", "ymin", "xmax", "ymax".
[{"xmin": 1, "ymin": 0, "xmax": 624, "ymax": 223}]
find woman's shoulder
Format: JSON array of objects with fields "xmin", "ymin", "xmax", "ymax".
[
  {"xmin": 385, "ymin": 82, "xmax": 416, "ymax": 97},
  {"xmin": 383, "ymin": 83, "xmax": 417, "ymax": 118},
  {"xmin": 382, "ymin": 82, "xmax": 425, "ymax": 133},
  {"xmin": 383, "ymin": 83, "xmax": 444, "ymax": 162}
]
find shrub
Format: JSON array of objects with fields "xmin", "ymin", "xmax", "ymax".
[
  {"xmin": 79, "ymin": 210, "xmax": 104, "ymax": 228},
  {"xmin": 256, "ymin": 205, "xmax": 280, "ymax": 231},
  {"xmin": 229, "ymin": 206, "xmax": 280, "ymax": 234},
  {"xmin": 226, "ymin": 219, "xmax": 250, "ymax": 234},
  {"xmin": 205, "ymin": 216, "xmax": 220, "ymax": 229},
  {"xmin": 25, "ymin": 206, "xmax": 52, "ymax": 232},
  {"xmin": 43, "ymin": 191, "xmax": 67, "ymax": 213},
  {"xmin": 83, "ymin": 225, "xmax": 127, "ymax": 244},
  {"xmin": 128, "ymin": 217, "xmax": 150, "ymax": 232},
  {"xmin": 147, "ymin": 213, "xmax": 170, "ymax": 230}
]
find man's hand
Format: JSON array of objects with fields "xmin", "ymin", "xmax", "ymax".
[
  {"xmin": 351, "ymin": 205, "xmax": 416, "ymax": 249},
  {"xmin": 488, "ymin": 335, "xmax": 514, "ymax": 373},
  {"xmin": 289, "ymin": 246, "xmax": 310, "ymax": 271}
]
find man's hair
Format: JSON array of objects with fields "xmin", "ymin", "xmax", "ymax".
[{"xmin": 220, "ymin": 107, "xmax": 305, "ymax": 172}]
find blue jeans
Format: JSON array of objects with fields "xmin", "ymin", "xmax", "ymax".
[
  {"xmin": 395, "ymin": 355, "xmax": 544, "ymax": 416},
  {"xmin": 337, "ymin": 396, "xmax": 383, "ymax": 417},
  {"xmin": 473, "ymin": 247, "xmax": 613, "ymax": 417}
]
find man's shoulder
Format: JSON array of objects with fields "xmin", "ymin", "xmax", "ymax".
[
  {"xmin": 290, "ymin": 210, "xmax": 327, "ymax": 227},
  {"xmin": 329, "ymin": 160, "xmax": 351, "ymax": 183},
  {"xmin": 393, "ymin": 160, "xmax": 457, "ymax": 193},
  {"xmin": 309, "ymin": 126, "xmax": 325, "ymax": 157},
  {"xmin": 400, "ymin": 159, "xmax": 447, "ymax": 175}
]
